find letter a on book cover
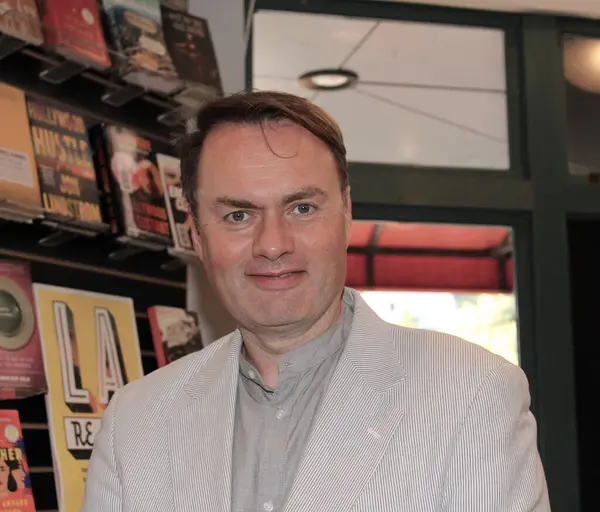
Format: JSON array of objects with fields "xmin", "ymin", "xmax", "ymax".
[{"xmin": 33, "ymin": 284, "xmax": 144, "ymax": 512}]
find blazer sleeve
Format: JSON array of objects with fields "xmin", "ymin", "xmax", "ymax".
[
  {"xmin": 442, "ymin": 361, "xmax": 551, "ymax": 512},
  {"xmin": 81, "ymin": 392, "xmax": 122, "ymax": 511}
]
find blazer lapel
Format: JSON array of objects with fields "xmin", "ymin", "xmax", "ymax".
[
  {"xmin": 167, "ymin": 331, "xmax": 242, "ymax": 512},
  {"xmin": 284, "ymin": 295, "xmax": 406, "ymax": 512}
]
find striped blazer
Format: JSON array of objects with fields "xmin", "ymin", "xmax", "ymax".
[{"xmin": 82, "ymin": 288, "xmax": 550, "ymax": 511}]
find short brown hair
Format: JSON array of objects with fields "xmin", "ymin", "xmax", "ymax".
[{"xmin": 178, "ymin": 90, "xmax": 349, "ymax": 217}]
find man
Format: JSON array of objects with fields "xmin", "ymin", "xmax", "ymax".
[{"xmin": 82, "ymin": 90, "xmax": 550, "ymax": 511}]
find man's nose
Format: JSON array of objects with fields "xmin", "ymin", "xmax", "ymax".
[{"xmin": 252, "ymin": 215, "xmax": 295, "ymax": 261}]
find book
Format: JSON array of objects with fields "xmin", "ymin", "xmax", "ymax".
[
  {"xmin": 26, "ymin": 98, "xmax": 106, "ymax": 230},
  {"xmin": 0, "ymin": 410, "xmax": 36, "ymax": 511},
  {"xmin": 34, "ymin": 284, "xmax": 143, "ymax": 511},
  {"xmin": 36, "ymin": 0, "xmax": 111, "ymax": 70},
  {"xmin": 101, "ymin": 0, "xmax": 181, "ymax": 94},
  {"xmin": 147, "ymin": 305, "xmax": 202, "ymax": 367},
  {"xmin": 93, "ymin": 125, "xmax": 172, "ymax": 247},
  {"xmin": 0, "ymin": 84, "xmax": 43, "ymax": 222},
  {"xmin": 0, "ymin": 0, "xmax": 43, "ymax": 45},
  {"xmin": 160, "ymin": 5, "xmax": 223, "ymax": 109},
  {"xmin": 155, "ymin": 153, "xmax": 193, "ymax": 252},
  {"xmin": 159, "ymin": 0, "xmax": 186, "ymax": 11},
  {"xmin": 0, "ymin": 259, "xmax": 46, "ymax": 400}
]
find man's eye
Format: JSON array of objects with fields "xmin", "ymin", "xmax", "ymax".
[
  {"xmin": 293, "ymin": 204, "xmax": 314, "ymax": 215},
  {"xmin": 226, "ymin": 211, "xmax": 250, "ymax": 222}
]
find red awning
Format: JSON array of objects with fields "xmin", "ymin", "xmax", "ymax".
[{"xmin": 346, "ymin": 221, "xmax": 513, "ymax": 293}]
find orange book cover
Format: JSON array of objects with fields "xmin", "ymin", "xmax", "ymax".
[
  {"xmin": 0, "ymin": 410, "xmax": 36, "ymax": 511},
  {"xmin": 0, "ymin": 84, "xmax": 42, "ymax": 216}
]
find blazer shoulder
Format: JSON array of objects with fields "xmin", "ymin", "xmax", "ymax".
[{"xmin": 390, "ymin": 323, "xmax": 518, "ymax": 383}]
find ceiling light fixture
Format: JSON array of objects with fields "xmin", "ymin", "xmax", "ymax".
[
  {"xmin": 564, "ymin": 35, "xmax": 600, "ymax": 94},
  {"xmin": 298, "ymin": 68, "xmax": 359, "ymax": 91}
]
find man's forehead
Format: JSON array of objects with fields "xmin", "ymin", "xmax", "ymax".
[
  {"xmin": 198, "ymin": 123, "xmax": 334, "ymax": 183},
  {"xmin": 202, "ymin": 120, "xmax": 335, "ymax": 168}
]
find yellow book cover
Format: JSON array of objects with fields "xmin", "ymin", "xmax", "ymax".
[
  {"xmin": 33, "ymin": 284, "xmax": 143, "ymax": 511},
  {"xmin": 0, "ymin": 84, "xmax": 42, "ymax": 215}
]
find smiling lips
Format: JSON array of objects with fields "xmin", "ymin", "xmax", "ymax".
[{"xmin": 246, "ymin": 270, "xmax": 306, "ymax": 290}]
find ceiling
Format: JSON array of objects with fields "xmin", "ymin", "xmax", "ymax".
[
  {"xmin": 383, "ymin": 0, "xmax": 600, "ymax": 19},
  {"xmin": 252, "ymin": 9, "xmax": 510, "ymax": 170}
]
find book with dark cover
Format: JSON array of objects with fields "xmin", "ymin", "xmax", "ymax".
[
  {"xmin": 159, "ymin": 0, "xmax": 186, "ymax": 12},
  {"xmin": 0, "ymin": 0, "xmax": 43, "ymax": 45},
  {"xmin": 160, "ymin": 5, "xmax": 222, "ymax": 107},
  {"xmin": 102, "ymin": 0, "xmax": 181, "ymax": 94},
  {"xmin": 36, "ymin": 0, "xmax": 111, "ymax": 70},
  {"xmin": 92, "ymin": 125, "xmax": 172, "ymax": 247},
  {"xmin": 26, "ymin": 98, "xmax": 106, "ymax": 230}
]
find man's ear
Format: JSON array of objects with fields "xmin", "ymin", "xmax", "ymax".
[
  {"xmin": 188, "ymin": 208, "xmax": 204, "ymax": 262},
  {"xmin": 343, "ymin": 187, "xmax": 353, "ymax": 248}
]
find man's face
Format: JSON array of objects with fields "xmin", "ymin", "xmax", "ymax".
[{"xmin": 192, "ymin": 120, "xmax": 351, "ymax": 336}]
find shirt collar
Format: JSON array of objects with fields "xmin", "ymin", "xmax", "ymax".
[{"xmin": 239, "ymin": 290, "xmax": 354, "ymax": 386}]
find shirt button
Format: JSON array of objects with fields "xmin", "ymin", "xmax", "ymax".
[
  {"xmin": 263, "ymin": 501, "xmax": 274, "ymax": 511},
  {"xmin": 275, "ymin": 409, "xmax": 285, "ymax": 420},
  {"xmin": 247, "ymin": 369, "xmax": 256, "ymax": 379}
]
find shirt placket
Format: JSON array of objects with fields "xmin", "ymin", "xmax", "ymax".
[{"xmin": 256, "ymin": 384, "xmax": 292, "ymax": 512}]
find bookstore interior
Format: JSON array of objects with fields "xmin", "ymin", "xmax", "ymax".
[{"xmin": 1, "ymin": 0, "xmax": 600, "ymax": 510}]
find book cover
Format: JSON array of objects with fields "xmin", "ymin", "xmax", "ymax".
[
  {"xmin": 34, "ymin": 284, "xmax": 143, "ymax": 512},
  {"xmin": 147, "ymin": 305, "xmax": 202, "ymax": 367},
  {"xmin": 0, "ymin": 84, "xmax": 43, "ymax": 221},
  {"xmin": 36, "ymin": 0, "xmax": 111, "ymax": 70},
  {"xmin": 0, "ymin": 0, "xmax": 43, "ymax": 45},
  {"xmin": 0, "ymin": 259, "xmax": 46, "ymax": 400},
  {"xmin": 102, "ymin": 0, "xmax": 181, "ymax": 94},
  {"xmin": 0, "ymin": 410, "xmax": 36, "ymax": 511},
  {"xmin": 160, "ymin": 5, "xmax": 223, "ymax": 107},
  {"xmin": 155, "ymin": 153, "xmax": 193, "ymax": 252},
  {"xmin": 94, "ymin": 125, "xmax": 172, "ymax": 246},
  {"xmin": 159, "ymin": 0, "xmax": 186, "ymax": 11},
  {"xmin": 26, "ymin": 98, "xmax": 105, "ymax": 229}
]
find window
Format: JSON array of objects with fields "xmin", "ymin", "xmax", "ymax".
[{"xmin": 252, "ymin": 10, "xmax": 510, "ymax": 170}]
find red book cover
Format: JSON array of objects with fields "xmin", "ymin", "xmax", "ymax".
[
  {"xmin": 147, "ymin": 306, "xmax": 203, "ymax": 368},
  {"xmin": 0, "ymin": 410, "xmax": 36, "ymax": 511},
  {"xmin": 0, "ymin": 260, "xmax": 46, "ymax": 400},
  {"xmin": 36, "ymin": 0, "xmax": 111, "ymax": 69}
]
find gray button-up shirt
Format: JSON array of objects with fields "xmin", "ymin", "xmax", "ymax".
[{"xmin": 231, "ymin": 293, "xmax": 354, "ymax": 512}]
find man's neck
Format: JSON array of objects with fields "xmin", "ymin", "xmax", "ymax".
[{"xmin": 240, "ymin": 299, "xmax": 343, "ymax": 388}]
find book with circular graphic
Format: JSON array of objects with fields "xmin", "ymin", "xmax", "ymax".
[{"xmin": 0, "ymin": 259, "xmax": 47, "ymax": 400}]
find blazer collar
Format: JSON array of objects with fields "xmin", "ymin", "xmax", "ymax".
[
  {"xmin": 182, "ymin": 287, "xmax": 406, "ymax": 400},
  {"xmin": 341, "ymin": 287, "xmax": 406, "ymax": 390},
  {"xmin": 171, "ymin": 287, "xmax": 406, "ymax": 512}
]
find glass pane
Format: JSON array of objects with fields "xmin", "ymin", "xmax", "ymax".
[
  {"xmin": 564, "ymin": 34, "xmax": 600, "ymax": 177},
  {"xmin": 252, "ymin": 11, "xmax": 510, "ymax": 170},
  {"xmin": 346, "ymin": 220, "xmax": 520, "ymax": 365}
]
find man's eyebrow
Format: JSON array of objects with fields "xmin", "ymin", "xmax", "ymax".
[
  {"xmin": 211, "ymin": 187, "xmax": 327, "ymax": 211},
  {"xmin": 212, "ymin": 197, "xmax": 257, "ymax": 210},
  {"xmin": 283, "ymin": 186, "xmax": 327, "ymax": 204}
]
